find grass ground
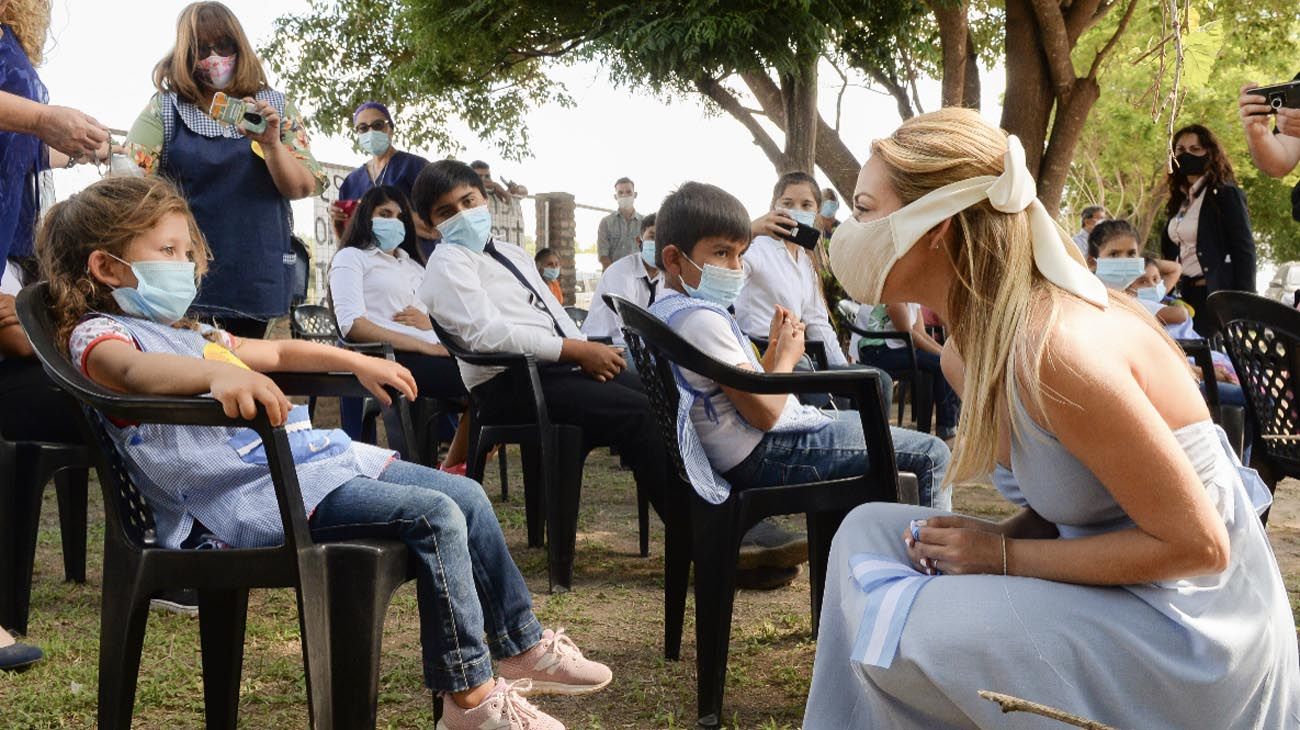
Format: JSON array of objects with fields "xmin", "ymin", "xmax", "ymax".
[{"xmin": 3, "ymin": 446, "xmax": 1299, "ymax": 729}]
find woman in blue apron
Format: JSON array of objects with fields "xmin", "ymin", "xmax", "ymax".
[
  {"xmin": 124, "ymin": 1, "xmax": 327, "ymax": 338},
  {"xmin": 331, "ymin": 101, "xmax": 435, "ymax": 259}
]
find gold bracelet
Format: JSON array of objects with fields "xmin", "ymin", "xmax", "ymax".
[{"xmin": 1001, "ymin": 533, "xmax": 1008, "ymax": 576}]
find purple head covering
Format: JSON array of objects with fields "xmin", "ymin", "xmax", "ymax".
[{"xmin": 352, "ymin": 101, "xmax": 392, "ymax": 125}]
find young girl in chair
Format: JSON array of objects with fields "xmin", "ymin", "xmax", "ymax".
[{"xmin": 40, "ymin": 176, "xmax": 609, "ymax": 730}]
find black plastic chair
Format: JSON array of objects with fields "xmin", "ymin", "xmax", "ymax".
[
  {"xmin": 1177, "ymin": 338, "xmax": 1246, "ymax": 459},
  {"xmin": 429, "ymin": 320, "xmax": 600, "ymax": 592},
  {"xmin": 18, "ymin": 283, "xmax": 426, "ymax": 730},
  {"xmin": 610, "ymin": 295, "xmax": 900, "ymax": 729},
  {"xmin": 748, "ymin": 336, "xmax": 831, "ymax": 372},
  {"xmin": 564, "ymin": 306, "xmax": 588, "ymax": 329},
  {"xmin": 0, "ymin": 436, "xmax": 89, "ymax": 635},
  {"xmin": 845, "ymin": 323, "xmax": 935, "ymax": 434},
  {"xmin": 1208, "ymin": 291, "xmax": 1300, "ymax": 524}
]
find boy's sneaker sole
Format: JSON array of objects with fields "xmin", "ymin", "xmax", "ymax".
[
  {"xmin": 150, "ymin": 598, "xmax": 199, "ymax": 617},
  {"xmin": 514, "ymin": 676, "xmax": 612, "ymax": 697}
]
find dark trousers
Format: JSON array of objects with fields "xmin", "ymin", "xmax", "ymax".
[
  {"xmin": 0, "ymin": 359, "xmax": 82, "ymax": 444},
  {"xmin": 341, "ymin": 351, "xmax": 467, "ymax": 440},
  {"xmin": 210, "ymin": 316, "xmax": 269, "ymax": 339},
  {"xmin": 858, "ymin": 344, "xmax": 960, "ymax": 430},
  {"xmin": 473, "ymin": 367, "xmax": 668, "ymax": 511},
  {"xmin": 1180, "ymin": 278, "xmax": 1210, "ymax": 336}
]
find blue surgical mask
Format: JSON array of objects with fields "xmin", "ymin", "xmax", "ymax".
[
  {"xmin": 106, "ymin": 253, "xmax": 197, "ymax": 324},
  {"xmin": 1094, "ymin": 257, "xmax": 1145, "ymax": 290},
  {"xmin": 1136, "ymin": 280, "xmax": 1167, "ymax": 302},
  {"xmin": 358, "ymin": 129, "xmax": 390, "ymax": 157},
  {"xmin": 542, "ymin": 267, "xmax": 560, "ymax": 281},
  {"xmin": 371, "ymin": 217, "xmax": 406, "ymax": 252},
  {"xmin": 787, "ymin": 208, "xmax": 817, "ymax": 228},
  {"xmin": 681, "ymin": 255, "xmax": 745, "ymax": 306},
  {"xmin": 437, "ymin": 205, "xmax": 493, "ymax": 253},
  {"xmin": 641, "ymin": 239, "xmax": 657, "ymax": 268},
  {"xmin": 820, "ymin": 200, "xmax": 839, "ymax": 219}
]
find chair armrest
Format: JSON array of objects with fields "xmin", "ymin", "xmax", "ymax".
[
  {"xmin": 338, "ymin": 340, "xmax": 395, "ymax": 360},
  {"xmin": 589, "ymin": 336, "xmax": 614, "ymax": 345},
  {"xmin": 711, "ymin": 365, "xmax": 886, "ymax": 398},
  {"xmin": 72, "ymin": 391, "xmax": 245, "ymax": 430},
  {"xmin": 267, "ymin": 371, "xmax": 385, "ymax": 399}
]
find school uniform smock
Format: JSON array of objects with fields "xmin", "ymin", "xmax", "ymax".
[
  {"xmin": 328, "ymin": 245, "xmax": 439, "ymax": 346},
  {"xmin": 733, "ymin": 235, "xmax": 846, "ymax": 367},
  {"xmin": 125, "ymin": 91, "xmax": 327, "ymax": 320},
  {"xmin": 337, "ymin": 150, "xmax": 429, "ymax": 203},
  {"xmin": 419, "ymin": 238, "xmax": 582, "ymax": 390},
  {"xmin": 803, "ymin": 369, "xmax": 1300, "ymax": 729},
  {"xmin": 582, "ymin": 251, "xmax": 661, "ymax": 346}
]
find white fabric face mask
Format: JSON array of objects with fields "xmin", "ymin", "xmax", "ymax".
[{"xmin": 829, "ymin": 136, "xmax": 1108, "ymax": 308}]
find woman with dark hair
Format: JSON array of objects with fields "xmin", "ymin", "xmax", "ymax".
[
  {"xmin": 328, "ymin": 186, "xmax": 470, "ymax": 472},
  {"xmin": 1159, "ymin": 123, "xmax": 1256, "ymax": 334},
  {"xmin": 124, "ymin": 1, "xmax": 327, "ymax": 338}
]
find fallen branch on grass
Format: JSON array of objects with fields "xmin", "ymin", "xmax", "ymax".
[{"xmin": 978, "ymin": 690, "xmax": 1119, "ymax": 729}]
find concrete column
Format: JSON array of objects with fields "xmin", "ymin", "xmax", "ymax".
[{"xmin": 534, "ymin": 192, "xmax": 577, "ymax": 305}]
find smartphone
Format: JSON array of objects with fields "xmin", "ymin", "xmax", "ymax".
[
  {"xmin": 779, "ymin": 222, "xmax": 822, "ymax": 251},
  {"xmin": 208, "ymin": 91, "xmax": 268, "ymax": 134},
  {"xmin": 336, "ymin": 199, "xmax": 359, "ymax": 218},
  {"xmin": 1253, "ymin": 80, "xmax": 1300, "ymax": 113}
]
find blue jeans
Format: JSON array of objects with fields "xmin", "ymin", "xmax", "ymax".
[
  {"xmin": 858, "ymin": 344, "xmax": 960, "ymax": 430},
  {"xmin": 793, "ymin": 359, "xmax": 894, "ymax": 413},
  {"xmin": 309, "ymin": 460, "xmax": 541, "ymax": 692},
  {"xmin": 721, "ymin": 411, "xmax": 952, "ymax": 509}
]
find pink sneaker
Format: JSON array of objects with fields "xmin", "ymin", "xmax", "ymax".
[
  {"xmin": 436, "ymin": 678, "xmax": 563, "ymax": 730},
  {"xmin": 439, "ymin": 461, "xmax": 468, "ymax": 476},
  {"xmin": 497, "ymin": 628, "xmax": 612, "ymax": 696}
]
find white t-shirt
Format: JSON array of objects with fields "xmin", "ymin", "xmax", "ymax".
[
  {"xmin": 732, "ymin": 235, "xmax": 847, "ymax": 366},
  {"xmin": 672, "ymin": 307, "xmax": 806, "ymax": 473},
  {"xmin": 850, "ymin": 303, "xmax": 920, "ymax": 354},
  {"xmin": 582, "ymin": 252, "xmax": 662, "ymax": 345},
  {"xmin": 328, "ymin": 246, "xmax": 439, "ymax": 346}
]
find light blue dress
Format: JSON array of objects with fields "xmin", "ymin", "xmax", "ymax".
[{"xmin": 803, "ymin": 382, "xmax": 1300, "ymax": 728}]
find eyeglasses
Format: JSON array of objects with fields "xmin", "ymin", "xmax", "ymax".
[
  {"xmin": 197, "ymin": 40, "xmax": 237, "ymax": 57},
  {"xmin": 355, "ymin": 120, "xmax": 392, "ymax": 134}
]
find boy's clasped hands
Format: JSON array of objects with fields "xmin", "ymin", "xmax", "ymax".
[{"xmin": 765, "ymin": 304, "xmax": 806, "ymax": 372}]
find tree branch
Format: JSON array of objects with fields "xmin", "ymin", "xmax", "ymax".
[
  {"xmin": 695, "ymin": 76, "xmax": 785, "ymax": 169},
  {"xmin": 979, "ymin": 691, "xmax": 1117, "ymax": 729},
  {"xmin": 1063, "ymin": 0, "xmax": 1106, "ymax": 44},
  {"xmin": 823, "ymin": 53, "xmax": 851, "ymax": 132},
  {"xmin": 1028, "ymin": 0, "xmax": 1079, "ymax": 94},
  {"xmin": 739, "ymin": 70, "xmax": 787, "ymax": 128},
  {"xmin": 1086, "ymin": 0, "xmax": 1139, "ymax": 79}
]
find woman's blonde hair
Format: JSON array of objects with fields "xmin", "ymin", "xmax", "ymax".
[
  {"xmin": 153, "ymin": 2, "xmax": 266, "ymax": 104},
  {"xmin": 871, "ymin": 108, "xmax": 1175, "ymax": 484},
  {"xmin": 1, "ymin": 0, "xmax": 51, "ymax": 65},
  {"xmin": 38, "ymin": 176, "xmax": 210, "ymax": 353}
]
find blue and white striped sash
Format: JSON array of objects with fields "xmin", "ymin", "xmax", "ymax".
[{"xmin": 848, "ymin": 553, "xmax": 934, "ymax": 668}]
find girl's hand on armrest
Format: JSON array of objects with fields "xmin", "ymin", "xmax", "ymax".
[
  {"xmin": 353, "ymin": 356, "xmax": 417, "ymax": 406},
  {"xmin": 209, "ymin": 368, "xmax": 293, "ymax": 426}
]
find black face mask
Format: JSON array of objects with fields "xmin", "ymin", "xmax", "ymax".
[{"xmin": 1175, "ymin": 152, "xmax": 1208, "ymax": 176}]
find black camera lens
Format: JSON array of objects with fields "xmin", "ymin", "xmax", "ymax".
[{"xmin": 1271, "ymin": 96, "xmax": 1284, "ymax": 110}]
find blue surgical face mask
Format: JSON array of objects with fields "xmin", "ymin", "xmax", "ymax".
[
  {"xmin": 820, "ymin": 199, "xmax": 839, "ymax": 219},
  {"xmin": 641, "ymin": 239, "xmax": 657, "ymax": 268},
  {"xmin": 1094, "ymin": 257, "xmax": 1145, "ymax": 290},
  {"xmin": 106, "ymin": 253, "xmax": 197, "ymax": 324},
  {"xmin": 541, "ymin": 266, "xmax": 560, "ymax": 281},
  {"xmin": 681, "ymin": 254, "xmax": 745, "ymax": 306},
  {"xmin": 358, "ymin": 129, "xmax": 391, "ymax": 157},
  {"xmin": 787, "ymin": 208, "xmax": 817, "ymax": 229},
  {"xmin": 437, "ymin": 205, "xmax": 493, "ymax": 253},
  {"xmin": 1136, "ymin": 280, "xmax": 1167, "ymax": 302},
  {"xmin": 371, "ymin": 216, "xmax": 406, "ymax": 252}
]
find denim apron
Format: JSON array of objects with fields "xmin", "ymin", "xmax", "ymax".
[{"xmin": 160, "ymin": 91, "xmax": 293, "ymax": 320}]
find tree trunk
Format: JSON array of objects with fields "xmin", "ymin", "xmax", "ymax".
[
  {"xmin": 999, "ymin": 0, "xmax": 1054, "ymax": 185},
  {"xmin": 815, "ymin": 115, "xmax": 863, "ymax": 203},
  {"xmin": 779, "ymin": 53, "xmax": 818, "ymax": 174},
  {"xmin": 929, "ymin": 0, "xmax": 969, "ymax": 107},
  {"xmin": 963, "ymin": 29, "xmax": 981, "ymax": 109},
  {"xmin": 1038, "ymin": 77, "xmax": 1101, "ymax": 216}
]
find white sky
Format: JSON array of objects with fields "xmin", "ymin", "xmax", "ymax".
[{"xmin": 36, "ymin": 0, "xmax": 1010, "ymax": 255}]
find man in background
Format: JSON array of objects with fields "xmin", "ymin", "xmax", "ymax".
[{"xmin": 597, "ymin": 177, "xmax": 642, "ymax": 269}]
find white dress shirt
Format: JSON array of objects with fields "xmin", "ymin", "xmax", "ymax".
[
  {"xmin": 733, "ymin": 235, "xmax": 847, "ymax": 367},
  {"xmin": 582, "ymin": 252, "xmax": 662, "ymax": 345},
  {"xmin": 328, "ymin": 246, "xmax": 439, "ymax": 346},
  {"xmin": 419, "ymin": 240, "xmax": 583, "ymax": 389}
]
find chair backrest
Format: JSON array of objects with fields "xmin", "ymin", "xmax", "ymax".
[
  {"xmin": 291, "ymin": 304, "xmax": 340, "ymax": 344},
  {"xmin": 16, "ymin": 284, "xmax": 161, "ymax": 545},
  {"xmin": 290, "ymin": 235, "xmax": 311, "ymax": 307},
  {"xmin": 1176, "ymin": 338, "xmax": 1222, "ymax": 419},
  {"xmin": 1209, "ymin": 291, "xmax": 1300, "ymax": 475},
  {"xmin": 565, "ymin": 306, "xmax": 588, "ymax": 329},
  {"xmin": 611, "ymin": 305, "xmax": 691, "ymax": 486},
  {"xmin": 748, "ymin": 336, "xmax": 830, "ymax": 372}
]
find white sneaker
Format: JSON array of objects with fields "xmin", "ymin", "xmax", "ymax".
[{"xmin": 436, "ymin": 678, "xmax": 564, "ymax": 730}]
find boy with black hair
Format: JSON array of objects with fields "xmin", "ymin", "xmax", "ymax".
[
  {"xmin": 582, "ymin": 213, "xmax": 661, "ymax": 347},
  {"xmin": 650, "ymin": 182, "xmax": 951, "ymax": 537}
]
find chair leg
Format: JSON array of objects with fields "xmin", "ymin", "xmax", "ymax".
[
  {"xmin": 895, "ymin": 380, "xmax": 907, "ymax": 426},
  {"xmin": 497, "ymin": 445, "xmax": 509, "ymax": 500},
  {"xmin": 198, "ymin": 588, "xmax": 250, "ymax": 730},
  {"xmin": 806, "ymin": 510, "xmax": 848, "ymax": 641},
  {"xmin": 2, "ymin": 444, "xmax": 46, "ymax": 635},
  {"xmin": 54, "ymin": 466, "xmax": 89, "ymax": 584},
  {"xmin": 914, "ymin": 373, "xmax": 935, "ymax": 435},
  {"xmin": 692, "ymin": 508, "xmax": 741, "ymax": 729},
  {"xmin": 96, "ymin": 549, "xmax": 150, "ymax": 730},
  {"xmin": 637, "ymin": 486, "xmax": 650, "ymax": 558},
  {"xmin": 663, "ymin": 514, "xmax": 691, "ymax": 661},
  {"xmin": 518, "ymin": 441, "xmax": 546, "ymax": 549},
  {"xmin": 544, "ymin": 429, "xmax": 584, "ymax": 593}
]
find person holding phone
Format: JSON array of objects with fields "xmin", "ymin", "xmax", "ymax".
[
  {"xmin": 124, "ymin": 1, "xmax": 327, "ymax": 339},
  {"xmin": 1239, "ymin": 75, "xmax": 1300, "ymax": 180},
  {"xmin": 736, "ymin": 171, "xmax": 848, "ymax": 368}
]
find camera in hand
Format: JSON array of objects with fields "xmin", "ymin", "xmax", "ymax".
[
  {"xmin": 779, "ymin": 222, "xmax": 822, "ymax": 251},
  {"xmin": 208, "ymin": 91, "xmax": 268, "ymax": 134},
  {"xmin": 1253, "ymin": 80, "xmax": 1300, "ymax": 113}
]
